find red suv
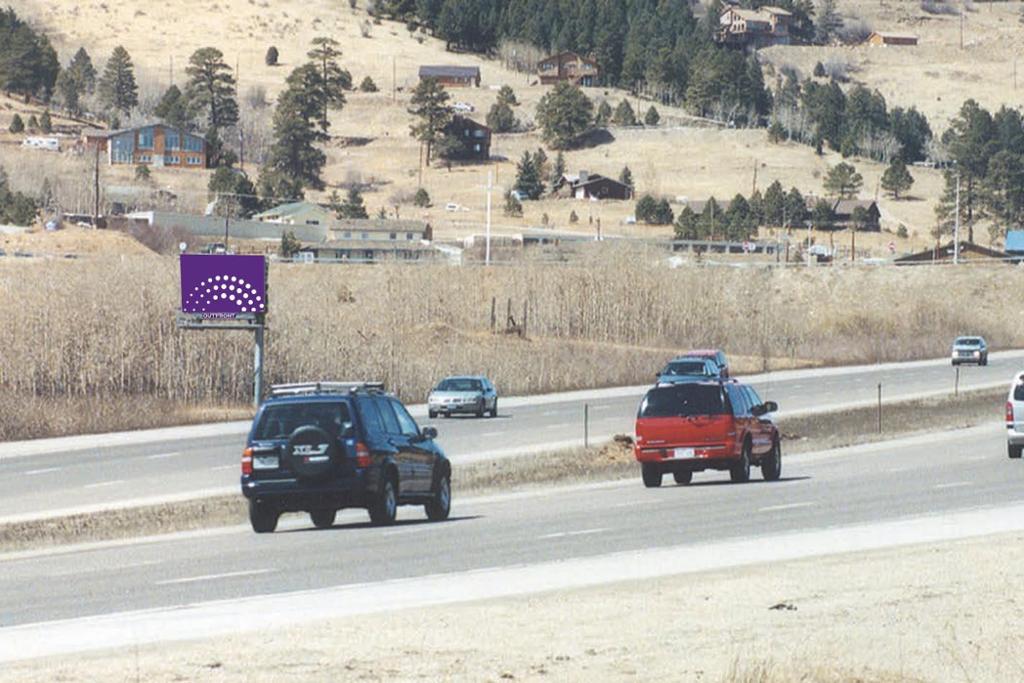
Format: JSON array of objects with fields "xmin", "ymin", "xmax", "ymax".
[{"xmin": 634, "ymin": 381, "xmax": 781, "ymax": 487}]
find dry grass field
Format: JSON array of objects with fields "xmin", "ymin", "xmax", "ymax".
[
  {"xmin": 4, "ymin": 0, "xmax": 1018, "ymax": 253},
  {"xmin": 1, "ymin": 253, "xmax": 1021, "ymax": 439}
]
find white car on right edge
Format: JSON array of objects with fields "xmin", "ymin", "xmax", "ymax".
[{"xmin": 1006, "ymin": 372, "xmax": 1024, "ymax": 459}]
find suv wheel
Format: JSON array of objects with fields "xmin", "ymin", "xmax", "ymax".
[
  {"xmin": 368, "ymin": 475, "xmax": 398, "ymax": 526},
  {"xmin": 730, "ymin": 442, "xmax": 751, "ymax": 483},
  {"xmin": 425, "ymin": 473, "xmax": 451, "ymax": 521},
  {"xmin": 249, "ymin": 500, "xmax": 279, "ymax": 534},
  {"xmin": 1009, "ymin": 444, "xmax": 1022, "ymax": 459},
  {"xmin": 488, "ymin": 400, "xmax": 498, "ymax": 418},
  {"xmin": 641, "ymin": 462, "xmax": 663, "ymax": 488},
  {"xmin": 428, "ymin": 410, "xmax": 438, "ymax": 419},
  {"xmin": 310, "ymin": 508, "xmax": 336, "ymax": 529},
  {"xmin": 475, "ymin": 400, "xmax": 485, "ymax": 418},
  {"xmin": 762, "ymin": 439, "xmax": 782, "ymax": 481},
  {"xmin": 673, "ymin": 470, "xmax": 692, "ymax": 485}
]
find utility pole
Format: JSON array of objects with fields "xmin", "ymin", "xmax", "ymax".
[
  {"xmin": 392, "ymin": 56, "xmax": 397, "ymax": 103},
  {"xmin": 239, "ymin": 128, "xmax": 245, "ymax": 173},
  {"xmin": 222, "ymin": 192, "xmax": 230, "ymax": 249},
  {"xmin": 752, "ymin": 159, "xmax": 758, "ymax": 195},
  {"xmin": 93, "ymin": 141, "xmax": 100, "ymax": 227},
  {"xmin": 485, "ymin": 170, "xmax": 493, "ymax": 266},
  {"xmin": 960, "ymin": 5, "xmax": 965, "ymax": 50},
  {"xmin": 954, "ymin": 172, "xmax": 961, "ymax": 265}
]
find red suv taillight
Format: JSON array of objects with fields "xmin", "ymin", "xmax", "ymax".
[
  {"xmin": 1007, "ymin": 402, "xmax": 1015, "ymax": 426},
  {"xmin": 355, "ymin": 442, "xmax": 372, "ymax": 468},
  {"xmin": 241, "ymin": 447, "xmax": 253, "ymax": 475}
]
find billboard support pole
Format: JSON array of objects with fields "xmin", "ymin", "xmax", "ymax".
[{"xmin": 253, "ymin": 324, "xmax": 265, "ymax": 408}]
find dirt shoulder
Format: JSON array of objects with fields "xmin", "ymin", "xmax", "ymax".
[{"xmin": 6, "ymin": 530, "xmax": 1022, "ymax": 682}]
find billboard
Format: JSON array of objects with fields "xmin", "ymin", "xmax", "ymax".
[{"xmin": 180, "ymin": 254, "xmax": 267, "ymax": 318}]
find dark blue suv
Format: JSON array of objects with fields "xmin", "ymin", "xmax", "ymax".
[{"xmin": 240, "ymin": 382, "xmax": 451, "ymax": 533}]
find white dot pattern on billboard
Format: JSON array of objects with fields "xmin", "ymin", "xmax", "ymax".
[{"xmin": 184, "ymin": 275, "xmax": 266, "ymax": 313}]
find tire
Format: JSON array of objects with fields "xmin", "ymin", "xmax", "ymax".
[
  {"xmin": 672, "ymin": 470, "xmax": 693, "ymax": 485},
  {"xmin": 488, "ymin": 400, "xmax": 498, "ymax": 418},
  {"xmin": 428, "ymin": 410, "xmax": 437, "ymax": 419},
  {"xmin": 1009, "ymin": 444, "xmax": 1022, "ymax": 459},
  {"xmin": 982, "ymin": 355, "xmax": 989, "ymax": 366},
  {"xmin": 286, "ymin": 425, "xmax": 340, "ymax": 481},
  {"xmin": 475, "ymin": 400, "xmax": 485, "ymax": 418},
  {"xmin": 425, "ymin": 473, "xmax": 451, "ymax": 521},
  {"xmin": 249, "ymin": 499, "xmax": 279, "ymax": 534},
  {"xmin": 310, "ymin": 508, "xmax": 336, "ymax": 529},
  {"xmin": 641, "ymin": 462, "xmax": 663, "ymax": 488},
  {"xmin": 368, "ymin": 475, "xmax": 398, "ymax": 526},
  {"xmin": 762, "ymin": 439, "xmax": 782, "ymax": 482},
  {"xmin": 730, "ymin": 442, "xmax": 751, "ymax": 483}
]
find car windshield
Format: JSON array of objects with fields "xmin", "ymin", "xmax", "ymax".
[
  {"xmin": 254, "ymin": 402, "xmax": 352, "ymax": 440},
  {"xmin": 437, "ymin": 378, "xmax": 482, "ymax": 392},
  {"xmin": 956, "ymin": 338, "xmax": 982, "ymax": 346},
  {"xmin": 639, "ymin": 384, "xmax": 727, "ymax": 418},
  {"xmin": 661, "ymin": 360, "xmax": 711, "ymax": 376}
]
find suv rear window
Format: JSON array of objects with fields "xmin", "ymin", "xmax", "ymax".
[
  {"xmin": 254, "ymin": 402, "xmax": 352, "ymax": 440},
  {"xmin": 639, "ymin": 384, "xmax": 728, "ymax": 418},
  {"xmin": 1014, "ymin": 383, "xmax": 1024, "ymax": 401},
  {"xmin": 662, "ymin": 360, "xmax": 710, "ymax": 376}
]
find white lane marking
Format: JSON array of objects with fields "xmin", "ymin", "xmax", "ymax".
[
  {"xmin": 542, "ymin": 410, "xmax": 560, "ymax": 417},
  {"xmin": 155, "ymin": 568, "xmax": 274, "ymax": 586},
  {"xmin": 610, "ymin": 500, "xmax": 660, "ymax": 509},
  {"xmin": 758, "ymin": 502, "xmax": 816, "ymax": 513},
  {"xmin": 538, "ymin": 527, "xmax": 608, "ymax": 540},
  {"xmin": 381, "ymin": 525, "xmax": 441, "ymax": 537},
  {"xmin": 965, "ymin": 455, "xmax": 989, "ymax": 462},
  {"xmin": 480, "ymin": 431, "xmax": 504, "ymax": 437},
  {"xmin": 83, "ymin": 480, "xmax": 126, "ymax": 489},
  {"xmin": 210, "ymin": 465, "xmax": 237, "ymax": 471},
  {"xmin": 887, "ymin": 467, "xmax": 912, "ymax": 473},
  {"xmin": 24, "ymin": 467, "xmax": 61, "ymax": 476},
  {"xmin": 934, "ymin": 481, "xmax": 972, "ymax": 490},
  {"xmin": 145, "ymin": 452, "xmax": 180, "ymax": 460}
]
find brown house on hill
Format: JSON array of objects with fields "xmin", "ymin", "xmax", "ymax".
[
  {"xmin": 895, "ymin": 241, "xmax": 1008, "ymax": 265},
  {"xmin": 418, "ymin": 65, "xmax": 481, "ymax": 87},
  {"xmin": 537, "ymin": 51, "xmax": 600, "ymax": 86},
  {"xmin": 553, "ymin": 171, "xmax": 633, "ymax": 200},
  {"xmin": 805, "ymin": 197, "xmax": 881, "ymax": 231},
  {"xmin": 82, "ymin": 124, "xmax": 209, "ymax": 168},
  {"xmin": 444, "ymin": 115, "xmax": 491, "ymax": 161},
  {"xmin": 718, "ymin": 5, "xmax": 792, "ymax": 50},
  {"xmin": 865, "ymin": 32, "xmax": 918, "ymax": 47}
]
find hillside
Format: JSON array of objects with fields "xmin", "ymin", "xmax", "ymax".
[{"xmin": 3, "ymin": 0, "xmax": 1020, "ymax": 254}]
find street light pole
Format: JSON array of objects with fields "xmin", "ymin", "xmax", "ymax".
[{"xmin": 485, "ymin": 170, "xmax": 492, "ymax": 266}]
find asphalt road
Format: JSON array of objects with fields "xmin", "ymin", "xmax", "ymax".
[
  {"xmin": 0, "ymin": 421, "xmax": 1020, "ymax": 632},
  {"xmin": 0, "ymin": 352, "xmax": 1021, "ymax": 521}
]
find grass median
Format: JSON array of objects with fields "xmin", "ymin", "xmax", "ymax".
[{"xmin": 0, "ymin": 387, "xmax": 1005, "ymax": 553}]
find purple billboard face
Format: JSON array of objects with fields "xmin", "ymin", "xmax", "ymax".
[{"xmin": 180, "ymin": 255, "xmax": 266, "ymax": 317}]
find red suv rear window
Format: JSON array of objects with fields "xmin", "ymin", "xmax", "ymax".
[{"xmin": 639, "ymin": 384, "xmax": 728, "ymax": 418}]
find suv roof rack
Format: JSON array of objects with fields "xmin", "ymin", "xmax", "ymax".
[{"xmin": 269, "ymin": 381, "xmax": 386, "ymax": 397}]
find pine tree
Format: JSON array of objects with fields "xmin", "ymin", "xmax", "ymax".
[
  {"xmin": 184, "ymin": 47, "xmax": 239, "ymax": 134},
  {"xmin": 413, "ymin": 188, "xmax": 431, "ymax": 207},
  {"xmin": 504, "ymin": 192, "xmax": 523, "ymax": 217},
  {"xmin": 535, "ymin": 82, "xmax": 593, "ymax": 150},
  {"xmin": 339, "ymin": 186, "xmax": 369, "ymax": 218},
  {"xmin": 265, "ymin": 46, "xmax": 279, "ymax": 66},
  {"xmin": 55, "ymin": 47, "xmax": 96, "ymax": 115},
  {"xmin": 550, "ymin": 150, "xmax": 566, "ymax": 190},
  {"xmin": 815, "ymin": 0, "xmax": 844, "ymax": 45},
  {"xmin": 595, "ymin": 100, "xmax": 612, "ymax": 126},
  {"xmin": 408, "ymin": 77, "xmax": 451, "ymax": 164},
  {"xmin": 880, "ymin": 158, "xmax": 914, "ymax": 199},
  {"xmin": 514, "ymin": 151, "xmax": 544, "ymax": 200},
  {"xmin": 619, "ymin": 165, "xmax": 634, "ymax": 191},
  {"xmin": 39, "ymin": 110, "xmax": 51, "ymax": 133},
  {"xmin": 612, "ymin": 99, "xmax": 636, "ymax": 126},
  {"xmin": 823, "ymin": 162, "xmax": 863, "ymax": 198},
  {"xmin": 359, "ymin": 76, "xmax": 378, "ymax": 92},
  {"xmin": 643, "ymin": 106, "xmax": 660, "ymax": 126},
  {"xmin": 27, "ymin": 114, "xmax": 38, "ymax": 131},
  {"xmin": 265, "ymin": 89, "xmax": 327, "ymax": 192},
  {"xmin": 154, "ymin": 85, "xmax": 190, "ymax": 129},
  {"xmin": 70, "ymin": 47, "xmax": 96, "ymax": 92},
  {"xmin": 306, "ymin": 37, "xmax": 351, "ymax": 136},
  {"xmin": 674, "ymin": 206, "xmax": 699, "ymax": 239},
  {"xmin": 486, "ymin": 101, "xmax": 516, "ymax": 133},
  {"xmin": 98, "ymin": 46, "xmax": 139, "ymax": 115},
  {"xmin": 8, "ymin": 114, "xmax": 23, "ymax": 133},
  {"xmin": 496, "ymin": 85, "xmax": 518, "ymax": 107}
]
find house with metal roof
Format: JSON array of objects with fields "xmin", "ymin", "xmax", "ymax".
[
  {"xmin": 252, "ymin": 201, "xmax": 333, "ymax": 227},
  {"xmin": 418, "ymin": 65, "xmax": 481, "ymax": 87}
]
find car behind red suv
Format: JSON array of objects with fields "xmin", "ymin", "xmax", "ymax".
[{"xmin": 634, "ymin": 381, "xmax": 780, "ymax": 487}]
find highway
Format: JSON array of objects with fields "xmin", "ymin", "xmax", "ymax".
[
  {"xmin": 0, "ymin": 352, "xmax": 1021, "ymax": 522},
  {"xmin": 0, "ymin": 421, "xmax": 1022, "ymax": 660}
]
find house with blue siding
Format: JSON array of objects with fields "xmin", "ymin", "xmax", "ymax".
[{"xmin": 83, "ymin": 124, "xmax": 209, "ymax": 169}]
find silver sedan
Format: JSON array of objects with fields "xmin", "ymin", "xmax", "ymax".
[{"xmin": 428, "ymin": 376, "xmax": 498, "ymax": 418}]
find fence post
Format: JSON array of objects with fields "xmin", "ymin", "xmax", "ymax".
[
  {"xmin": 955, "ymin": 365, "xmax": 960, "ymax": 397},
  {"xmin": 584, "ymin": 403, "xmax": 589, "ymax": 448},
  {"xmin": 877, "ymin": 383, "xmax": 882, "ymax": 433},
  {"xmin": 522, "ymin": 300, "xmax": 528, "ymax": 338},
  {"xmin": 490, "ymin": 296, "xmax": 496, "ymax": 332},
  {"xmin": 506, "ymin": 298, "xmax": 512, "ymax": 331}
]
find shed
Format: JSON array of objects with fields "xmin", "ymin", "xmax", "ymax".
[
  {"xmin": 866, "ymin": 32, "xmax": 918, "ymax": 46},
  {"xmin": 418, "ymin": 65, "xmax": 481, "ymax": 87}
]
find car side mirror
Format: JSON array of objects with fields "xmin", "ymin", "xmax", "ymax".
[
  {"xmin": 421, "ymin": 426, "xmax": 438, "ymax": 440},
  {"xmin": 751, "ymin": 404, "xmax": 767, "ymax": 417},
  {"xmin": 763, "ymin": 401, "xmax": 778, "ymax": 413}
]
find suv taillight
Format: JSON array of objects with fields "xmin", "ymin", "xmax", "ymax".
[
  {"xmin": 241, "ymin": 447, "xmax": 253, "ymax": 475},
  {"xmin": 355, "ymin": 442, "xmax": 371, "ymax": 468},
  {"xmin": 1007, "ymin": 402, "xmax": 1015, "ymax": 425}
]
